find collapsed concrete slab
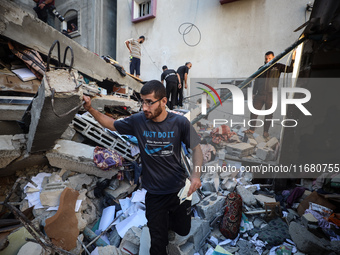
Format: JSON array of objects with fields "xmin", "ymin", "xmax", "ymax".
[
  {"xmin": 27, "ymin": 70, "xmax": 83, "ymax": 153},
  {"xmin": 0, "ymin": 135, "xmax": 21, "ymax": 168},
  {"xmin": 91, "ymin": 95, "xmax": 139, "ymax": 112},
  {"xmin": 46, "ymin": 139, "xmax": 117, "ymax": 179},
  {"xmin": 226, "ymin": 143, "xmax": 254, "ymax": 157},
  {"xmin": 0, "ymin": 0, "xmax": 143, "ymax": 92}
]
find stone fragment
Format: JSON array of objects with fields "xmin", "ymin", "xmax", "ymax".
[
  {"xmin": 302, "ymin": 213, "xmax": 318, "ymax": 227},
  {"xmin": 68, "ymin": 173, "xmax": 93, "ymax": 190},
  {"xmin": 45, "ymin": 187, "xmax": 80, "ymax": 251},
  {"xmin": 95, "ymin": 245, "xmax": 122, "ymax": 255},
  {"xmin": 256, "ymin": 147, "xmax": 275, "ymax": 161},
  {"xmin": 289, "ymin": 221, "xmax": 331, "ymax": 255},
  {"xmin": 0, "ymin": 226, "xmax": 34, "ymax": 255},
  {"xmin": 104, "ymin": 180, "xmax": 136, "ymax": 200},
  {"xmin": 221, "ymin": 178, "xmax": 237, "ymax": 192},
  {"xmin": 236, "ymin": 185, "xmax": 257, "ymax": 206},
  {"xmin": 226, "ymin": 143, "xmax": 254, "ymax": 157},
  {"xmin": 196, "ymin": 194, "xmax": 225, "ymax": 222},
  {"xmin": 61, "ymin": 125, "xmax": 76, "ymax": 140},
  {"xmin": 247, "ymin": 138, "xmax": 257, "ymax": 147},
  {"xmin": 0, "ymin": 135, "xmax": 21, "ymax": 168},
  {"xmin": 255, "ymin": 135, "xmax": 266, "ymax": 144},
  {"xmin": 119, "ymin": 226, "xmax": 142, "ymax": 255},
  {"xmin": 257, "ymin": 142, "xmax": 267, "ymax": 148},
  {"xmin": 265, "ymin": 137, "xmax": 279, "ymax": 149},
  {"xmin": 254, "ymin": 195, "xmax": 276, "ymax": 207},
  {"xmin": 108, "ymin": 227, "xmax": 121, "ymax": 247},
  {"xmin": 46, "ymin": 139, "xmax": 117, "ymax": 179}
]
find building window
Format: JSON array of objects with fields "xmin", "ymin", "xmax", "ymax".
[
  {"xmin": 132, "ymin": 0, "xmax": 157, "ymax": 23},
  {"xmin": 64, "ymin": 9, "xmax": 80, "ymax": 38}
]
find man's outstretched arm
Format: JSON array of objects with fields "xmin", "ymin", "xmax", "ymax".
[
  {"xmin": 188, "ymin": 144, "xmax": 203, "ymax": 196},
  {"xmin": 83, "ymin": 95, "xmax": 117, "ymax": 131}
]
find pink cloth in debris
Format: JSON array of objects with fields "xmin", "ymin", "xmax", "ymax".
[
  {"xmin": 210, "ymin": 125, "xmax": 237, "ymax": 144},
  {"xmin": 93, "ymin": 146, "xmax": 123, "ymax": 171}
]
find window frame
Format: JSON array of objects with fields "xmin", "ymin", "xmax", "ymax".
[{"xmin": 131, "ymin": 0, "xmax": 157, "ymax": 23}]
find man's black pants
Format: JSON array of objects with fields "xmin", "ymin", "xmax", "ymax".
[
  {"xmin": 176, "ymin": 81, "xmax": 184, "ymax": 107},
  {"xmin": 145, "ymin": 192, "xmax": 191, "ymax": 255},
  {"xmin": 166, "ymin": 81, "xmax": 177, "ymax": 110}
]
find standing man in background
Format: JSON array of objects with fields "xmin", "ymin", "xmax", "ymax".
[
  {"xmin": 161, "ymin": 65, "xmax": 181, "ymax": 110},
  {"xmin": 125, "ymin": 35, "xmax": 145, "ymax": 78},
  {"xmin": 244, "ymin": 50, "xmax": 295, "ymax": 138},
  {"xmin": 176, "ymin": 62, "xmax": 192, "ymax": 108},
  {"xmin": 33, "ymin": 0, "xmax": 55, "ymax": 27}
]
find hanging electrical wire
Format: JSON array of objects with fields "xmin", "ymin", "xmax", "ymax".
[{"xmin": 178, "ymin": 22, "xmax": 202, "ymax": 47}]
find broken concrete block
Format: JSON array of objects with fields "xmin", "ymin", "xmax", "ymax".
[
  {"xmin": 247, "ymin": 138, "xmax": 257, "ymax": 147},
  {"xmin": 255, "ymin": 135, "xmax": 266, "ymax": 144},
  {"xmin": 226, "ymin": 143, "xmax": 254, "ymax": 157},
  {"xmin": 46, "ymin": 139, "xmax": 117, "ymax": 179},
  {"xmin": 289, "ymin": 221, "xmax": 331, "ymax": 255},
  {"xmin": 104, "ymin": 180, "xmax": 136, "ymax": 200},
  {"xmin": 0, "ymin": 135, "xmax": 21, "ymax": 168},
  {"xmin": 45, "ymin": 187, "xmax": 79, "ymax": 251},
  {"xmin": 256, "ymin": 147, "xmax": 275, "ymax": 161},
  {"xmin": 68, "ymin": 173, "xmax": 93, "ymax": 190},
  {"xmin": 265, "ymin": 137, "xmax": 279, "ymax": 149},
  {"xmin": 91, "ymin": 95, "xmax": 139, "ymax": 112},
  {"xmin": 218, "ymin": 149, "xmax": 226, "ymax": 159},
  {"xmin": 27, "ymin": 69, "xmax": 83, "ymax": 153},
  {"xmin": 236, "ymin": 185, "xmax": 257, "ymax": 206},
  {"xmin": 201, "ymin": 172, "xmax": 219, "ymax": 192},
  {"xmin": 254, "ymin": 194, "xmax": 276, "ymax": 207},
  {"xmin": 94, "ymin": 245, "xmax": 122, "ymax": 255},
  {"xmin": 196, "ymin": 194, "xmax": 225, "ymax": 222},
  {"xmin": 168, "ymin": 218, "xmax": 210, "ymax": 255},
  {"xmin": 0, "ymin": 104, "xmax": 28, "ymax": 121},
  {"xmin": 257, "ymin": 142, "xmax": 267, "ymax": 148},
  {"xmin": 40, "ymin": 183, "xmax": 67, "ymax": 207},
  {"xmin": 119, "ymin": 226, "xmax": 142, "ymax": 255},
  {"xmin": 221, "ymin": 178, "xmax": 237, "ymax": 192}
]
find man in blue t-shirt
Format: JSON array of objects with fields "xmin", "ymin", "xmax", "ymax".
[{"xmin": 83, "ymin": 80, "xmax": 203, "ymax": 255}]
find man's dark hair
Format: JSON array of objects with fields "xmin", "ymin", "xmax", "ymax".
[
  {"xmin": 162, "ymin": 65, "xmax": 167, "ymax": 70},
  {"xmin": 140, "ymin": 80, "xmax": 166, "ymax": 99},
  {"xmin": 185, "ymin": 62, "xmax": 191, "ymax": 66},
  {"xmin": 265, "ymin": 51, "xmax": 274, "ymax": 56},
  {"xmin": 139, "ymin": 35, "xmax": 145, "ymax": 40}
]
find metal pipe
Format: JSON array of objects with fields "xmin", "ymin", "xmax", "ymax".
[{"xmin": 191, "ymin": 36, "xmax": 307, "ymax": 125}]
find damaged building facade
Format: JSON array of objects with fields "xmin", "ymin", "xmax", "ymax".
[{"xmin": 0, "ymin": 0, "xmax": 340, "ymax": 255}]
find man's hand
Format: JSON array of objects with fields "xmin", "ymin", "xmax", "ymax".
[
  {"xmin": 185, "ymin": 84, "xmax": 188, "ymax": 89},
  {"xmin": 187, "ymin": 176, "xmax": 201, "ymax": 197},
  {"xmin": 178, "ymin": 84, "xmax": 182, "ymax": 89},
  {"xmin": 39, "ymin": 2, "xmax": 46, "ymax": 9},
  {"xmin": 83, "ymin": 95, "xmax": 92, "ymax": 112}
]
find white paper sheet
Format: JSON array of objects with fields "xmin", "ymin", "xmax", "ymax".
[
  {"xmin": 119, "ymin": 198, "xmax": 132, "ymax": 214},
  {"xmin": 131, "ymin": 189, "xmax": 147, "ymax": 203},
  {"xmin": 98, "ymin": 206, "xmax": 116, "ymax": 232},
  {"xmin": 116, "ymin": 209, "xmax": 147, "ymax": 238}
]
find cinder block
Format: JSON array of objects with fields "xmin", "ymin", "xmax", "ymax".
[
  {"xmin": 46, "ymin": 139, "xmax": 117, "ymax": 179},
  {"xmin": 226, "ymin": 143, "xmax": 254, "ymax": 157},
  {"xmin": 0, "ymin": 135, "xmax": 21, "ymax": 168},
  {"xmin": 256, "ymin": 147, "xmax": 275, "ymax": 161},
  {"xmin": 27, "ymin": 70, "xmax": 83, "ymax": 153},
  {"xmin": 168, "ymin": 218, "xmax": 210, "ymax": 255},
  {"xmin": 40, "ymin": 183, "xmax": 67, "ymax": 207},
  {"xmin": 71, "ymin": 115, "xmax": 138, "ymax": 161},
  {"xmin": 266, "ymin": 137, "xmax": 279, "ymax": 149},
  {"xmin": 201, "ymin": 172, "xmax": 219, "ymax": 192},
  {"xmin": 196, "ymin": 194, "xmax": 225, "ymax": 223}
]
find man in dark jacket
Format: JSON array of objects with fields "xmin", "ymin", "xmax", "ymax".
[
  {"xmin": 161, "ymin": 65, "xmax": 180, "ymax": 110},
  {"xmin": 245, "ymin": 51, "xmax": 295, "ymax": 138},
  {"xmin": 176, "ymin": 62, "xmax": 192, "ymax": 108}
]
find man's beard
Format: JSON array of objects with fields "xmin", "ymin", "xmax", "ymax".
[{"xmin": 144, "ymin": 103, "xmax": 162, "ymax": 120}]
